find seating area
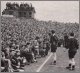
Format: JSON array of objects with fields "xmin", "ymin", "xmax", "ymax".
[{"xmin": 1, "ymin": 16, "xmax": 79, "ymax": 72}]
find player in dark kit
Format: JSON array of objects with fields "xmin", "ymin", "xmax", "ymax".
[
  {"xmin": 66, "ymin": 32, "xmax": 79, "ymax": 70},
  {"xmin": 50, "ymin": 30, "xmax": 58, "ymax": 65}
]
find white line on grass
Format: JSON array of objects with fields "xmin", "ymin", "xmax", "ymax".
[{"xmin": 36, "ymin": 53, "xmax": 53, "ymax": 72}]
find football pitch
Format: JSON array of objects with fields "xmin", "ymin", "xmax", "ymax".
[{"xmin": 24, "ymin": 47, "xmax": 80, "ymax": 72}]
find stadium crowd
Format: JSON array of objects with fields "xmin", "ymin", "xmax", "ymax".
[
  {"xmin": 1, "ymin": 16, "xmax": 79, "ymax": 72},
  {"xmin": 1, "ymin": 35, "xmax": 51, "ymax": 72}
]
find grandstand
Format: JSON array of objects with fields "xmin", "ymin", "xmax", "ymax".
[
  {"xmin": 1, "ymin": 1, "xmax": 79, "ymax": 72},
  {"xmin": 1, "ymin": 16, "xmax": 79, "ymax": 49},
  {"xmin": 2, "ymin": 2, "xmax": 36, "ymax": 18}
]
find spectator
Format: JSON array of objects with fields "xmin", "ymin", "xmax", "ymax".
[
  {"xmin": 63, "ymin": 33, "xmax": 69, "ymax": 49},
  {"xmin": 33, "ymin": 37, "xmax": 40, "ymax": 57},
  {"xmin": 1, "ymin": 51, "xmax": 12, "ymax": 72},
  {"xmin": 10, "ymin": 49, "xmax": 20, "ymax": 72}
]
